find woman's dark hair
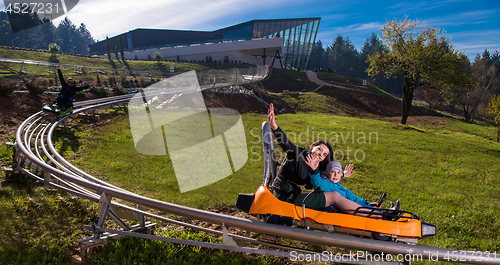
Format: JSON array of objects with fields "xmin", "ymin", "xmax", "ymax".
[{"xmin": 308, "ymin": 139, "xmax": 333, "ymax": 171}]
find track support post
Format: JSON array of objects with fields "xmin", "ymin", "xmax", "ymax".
[
  {"xmin": 222, "ymin": 223, "xmax": 238, "ymax": 246},
  {"xmin": 94, "ymin": 192, "xmax": 113, "ymax": 239}
]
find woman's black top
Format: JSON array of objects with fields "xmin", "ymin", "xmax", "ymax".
[
  {"xmin": 270, "ymin": 126, "xmax": 319, "ymax": 201},
  {"xmin": 58, "ymin": 69, "xmax": 89, "ymax": 98}
]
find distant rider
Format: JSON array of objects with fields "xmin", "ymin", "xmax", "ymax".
[{"xmin": 51, "ymin": 62, "xmax": 96, "ymax": 115}]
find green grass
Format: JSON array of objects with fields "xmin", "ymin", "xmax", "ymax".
[
  {"xmin": 59, "ymin": 110, "xmax": 500, "ymax": 255},
  {"xmin": 89, "ymin": 227, "xmax": 279, "ymax": 265},
  {"xmin": 0, "ymin": 178, "xmax": 98, "ymax": 264},
  {"xmin": 270, "ymin": 92, "xmax": 346, "ymax": 114},
  {"xmin": 3, "ymin": 105, "xmax": 500, "ymax": 263},
  {"xmin": 0, "ymin": 47, "xmax": 212, "ymax": 81},
  {"xmin": 0, "ymin": 177, "xmax": 279, "ymax": 264}
]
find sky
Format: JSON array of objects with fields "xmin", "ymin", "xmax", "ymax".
[{"xmin": 2, "ymin": 0, "xmax": 500, "ymax": 60}]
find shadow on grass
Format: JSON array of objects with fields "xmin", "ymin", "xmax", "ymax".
[
  {"xmin": 89, "ymin": 236, "xmax": 280, "ymax": 265},
  {"xmin": 390, "ymin": 124, "xmax": 426, "ymax": 133}
]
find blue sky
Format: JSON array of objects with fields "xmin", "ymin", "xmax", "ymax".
[{"xmin": 2, "ymin": 0, "xmax": 499, "ymax": 60}]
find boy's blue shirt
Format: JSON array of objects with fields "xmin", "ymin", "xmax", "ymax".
[{"xmin": 309, "ymin": 171, "xmax": 369, "ymax": 206}]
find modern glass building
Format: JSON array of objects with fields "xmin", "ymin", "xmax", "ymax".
[
  {"xmin": 90, "ymin": 18, "xmax": 320, "ymax": 70},
  {"xmin": 222, "ymin": 18, "xmax": 321, "ymax": 70}
]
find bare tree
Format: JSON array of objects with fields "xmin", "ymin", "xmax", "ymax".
[{"xmin": 457, "ymin": 54, "xmax": 500, "ymax": 121}]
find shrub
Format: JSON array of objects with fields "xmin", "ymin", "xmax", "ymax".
[
  {"xmin": 35, "ymin": 76, "xmax": 49, "ymax": 87},
  {"xmin": 119, "ymin": 72, "xmax": 128, "ymax": 83},
  {"xmin": 48, "ymin": 43, "xmax": 60, "ymax": 63},
  {"xmin": 75, "ymin": 90, "xmax": 87, "ymax": 99},
  {"xmin": 138, "ymin": 76, "xmax": 147, "ymax": 87},
  {"xmin": 89, "ymin": 86, "xmax": 109, "ymax": 98},
  {"xmin": 0, "ymin": 80, "xmax": 17, "ymax": 97},
  {"xmin": 23, "ymin": 77, "xmax": 46, "ymax": 96},
  {"xmin": 154, "ymin": 51, "xmax": 162, "ymax": 62},
  {"xmin": 48, "ymin": 54, "xmax": 59, "ymax": 63},
  {"xmin": 113, "ymin": 86, "xmax": 127, "ymax": 95},
  {"xmin": 107, "ymin": 76, "xmax": 116, "ymax": 87}
]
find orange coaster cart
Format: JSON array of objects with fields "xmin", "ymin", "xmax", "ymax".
[{"xmin": 236, "ymin": 122, "xmax": 436, "ymax": 244}]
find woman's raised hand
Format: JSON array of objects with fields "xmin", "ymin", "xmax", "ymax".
[
  {"xmin": 267, "ymin": 103, "xmax": 278, "ymax": 130},
  {"xmin": 305, "ymin": 153, "xmax": 320, "ymax": 171}
]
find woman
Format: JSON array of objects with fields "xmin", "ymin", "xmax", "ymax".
[
  {"xmin": 51, "ymin": 62, "xmax": 96, "ymax": 115},
  {"xmin": 269, "ymin": 103, "xmax": 398, "ymax": 217},
  {"xmin": 267, "ymin": 103, "xmax": 332, "ymax": 208}
]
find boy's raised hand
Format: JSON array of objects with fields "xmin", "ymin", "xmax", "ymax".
[{"xmin": 343, "ymin": 164, "xmax": 356, "ymax": 178}]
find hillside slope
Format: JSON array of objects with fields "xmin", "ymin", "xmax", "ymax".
[{"xmin": 0, "ymin": 68, "xmax": 443, "ymax": 145}]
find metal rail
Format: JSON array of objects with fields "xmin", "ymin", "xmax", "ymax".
[{"xmin": 12, "ymin": 66, "xmax": 500, "ymax": 264}]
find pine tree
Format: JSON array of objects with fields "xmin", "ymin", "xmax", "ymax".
[
  {"xmin": 76, "ymin": 23, "xmax": 95, "ymax": 55},
  {"xmin": 120, "ymin": 37, "xmax": 125, "ymax": 61},
  {"xmin": 56, "ymin": 17, "xmax": 77, "ymax": 52},
  {"xmin": 106, "ymin": 37, "xmax": 112, "ymax": 61}
]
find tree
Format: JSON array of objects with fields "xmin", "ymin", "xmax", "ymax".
[
  {"xmin": 488, "ymin": 95, "xmax": 500, "ymax": 142},
  {"xmin": 105, "ymin": 36, "xmax": 116, "ymax": 69},
  {"xmin": 75, "ymin": 23, "xmax": 94, "ymax": 55},
  {"xmin": 48, "ymin": 43, "xmax": 60, "ymax": 63},
  {"xmin": 106, "ymin": 36, "xmax": 112, "ymax": 61},
  {"xmin": 422, "ymin": 88, "xmax": 442, "ymax": 110},
  {"xmin": 154, "ymin": 51, "xmax": 162, "ymax": 62},
  {"xmin": 440, "ymin": 86, "xmax": 459, "ymax": 115},
  {"xmin": 360, "ymin": 33, "xmax": 403, "ymax": 95},
  {"xmin": 119, "ymin": 37, "xmax": 125, "ymax": 61},
  {"xmin": 36, "ymin": 18, "xmax": 55, "ymax": 50},
  {"xmin": 5, "ymin": 5, "xmax": 42, "ymax": 33},
  {"xmin": 457, "ymin": 53, "xmax": 500, "ymax": 121},
  {"xmin": 56, "ymin": 17, "xmax": 77, "ymax": 53},
  {"xmin": 327, "ymin": 35, "xmax": 360, "ymax": 77},
  {"xmin": 0, "ymin": 12, "xmax": 12, "ymax": 46},
  {"xmin": 367, "ymin": 17, "xmax": 470, "ymax": 124},
  {"xmin": 308, "ymin": 40, "xmax": 326, "ymax": 70}
]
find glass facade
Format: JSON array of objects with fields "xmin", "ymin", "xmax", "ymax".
[
  {"xmin": 90, "ymin": 18, "xmax": 320, "ymax": 71},
  {"xmin": 219, "ymin": 18, "xmax": 321, "ymax": 70}
]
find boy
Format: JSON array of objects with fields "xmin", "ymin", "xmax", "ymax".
[{"xmin": 307, "ymin": 160, "xmax": 401, "ymax": 215}]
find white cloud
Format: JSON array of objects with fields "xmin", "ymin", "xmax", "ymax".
[
  {"xmin": 388, "ymin": 0, "xmax": 473, "ymax": 13},
  {"xmin": 422, "ymin": 9, "xmax": 500, "ymax": 27},
  {"xmin": 319, "ymin": 21, "xmax": 383, "ymax": 38},
  {"xmin": 52, "ymin": 0, "xmax": 289, "ymax": 41}
]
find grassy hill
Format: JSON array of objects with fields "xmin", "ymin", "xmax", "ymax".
[
  {"xmin": 0, "ymin": 46, "xmax": 256, "ymax": 82},
  {"xmin": 1, "ymin": 48, "xmax": 499, "ymax": 264}
]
